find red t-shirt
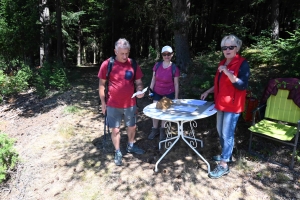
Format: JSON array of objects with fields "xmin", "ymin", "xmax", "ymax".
[
  {"xmin": 152, "ymin": 63, "xmax": 180, "ymax": 95},
  {"xmin": 98, "ymin": 58, "xmax": 143, "ymax": 108}
]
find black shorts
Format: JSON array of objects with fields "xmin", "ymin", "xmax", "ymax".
[{"xmin": 152, "ymin": 92, "xmax": 175, "ymax": 101}]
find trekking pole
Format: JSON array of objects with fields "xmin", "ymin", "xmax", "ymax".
[
  {"xmin": 103, "ymin": 111, "xmax": 107, "ymax": 149},
  {"xmin": 103, "ymin": 110, "xmax": 111, "ymax": 151},
  {"xmin": 104, "ymin": 111, "xmax": 107, "ymax": 140}
]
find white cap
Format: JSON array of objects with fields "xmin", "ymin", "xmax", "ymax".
[{"xmin": 161, "ymin": 46, "xmax": 173, "ymax": 53}]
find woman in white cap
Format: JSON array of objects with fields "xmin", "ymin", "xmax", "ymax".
[{"xmin": 148, "ymin": 45, "xmax": 180, "ymax": 141}]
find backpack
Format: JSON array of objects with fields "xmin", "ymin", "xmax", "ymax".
[
  {"xmin": 154, "ymin": 61, "xmax": 177, "ymax": 80},
  {"xmin": 104, "ymin": 56, "xmax": 137, "ymax": 102}
]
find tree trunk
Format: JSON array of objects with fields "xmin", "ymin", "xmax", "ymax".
[
  {"xmin": 111, "ymin": 0, "xmax": 115, "ymax": 51},
  {"xmin": 271, "ymin": 0, "xmax": 279, "ymax": 40},
  {"xmin": 93, "ymin": 48, "xmax": 97, "ymax": 64},
  {"xmin": 56, "ymin": 0, "xmax": 63, "ymax": 63},
  {"xmin": 40, "ymin": 0, "xmax": 50, "ymax": 66},
  {"xmin": 83, "ymin": 46, "xmax": 86, "ymax": 64},
  {"xmin": 77, "ymin": 22, "xmax": 82, "ymax": 66},
  {"xmin": 154, "ymin": 19, "xmax": 160, "ymax": 60},
  {"xmin": 171, "ymin": 0, "xmax": 191, "ymax": 72},
  {"xmin": 206, "ymin": 0, "xmax": 217, "ymax": 43}
]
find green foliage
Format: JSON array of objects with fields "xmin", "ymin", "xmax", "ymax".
[
  {"xmin": 0, "ymin": 0, "xmax": 40, "ymax": 63},
  {"xmin": 214, "ymin": 24, "xmax": 249, "ymax": 45},
  {"xmin": 245, "ymin": 28, "xmax": 300, "ymax": 77},
  {"xmin": 32, "ymin": 74, "xmax": 47, "ymax": 98},
  {"xmin": 10, "ymin": 64, "xmax": 32, "ymax": 92},
  {"xmin": 0, "ymin": 64, "xmax": 32, "ymax": 102},
  {"xmin": 182, "ymin": 51, "xmax": 221, "ymax": 99},
  {"xmin": 35, "ymin": 62, "xmax": 71, "ymax": 95},
  {"xmin": 0, "ymin": 70, "xmax": 8, "ymax": 102},
  {"xmin": 64, "ymin": 105, "xmax": 81, "ymax": 114},
  {"xmin": 276, "ymin": 29, "xmax": 300, "ymax": 76},
  {"xmin": 49, "ymin": 67, "xmax": 70, "ymax": 90},
  {"xmin": 148, "ymin": 46, "xmax": 157, "ymax": 60},
  {"xmin": 0, "ymin": 61, "xmax": 71, "ymax": 101},
  {"xmin": 0, "ymin": 133, "xmax": 19, "ymax": 183},
  {"xmin": 246, "ymin": 31, "xmax": 279, "ymax": 66}
]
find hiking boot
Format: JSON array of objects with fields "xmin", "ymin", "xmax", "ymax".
[
  {"xmin": 114, "ymin": 151, "xmax": 122, "ymax": 166},
  {"xmin": 126, "ymin": 144, "xmax": 145, "ymax": 154},
  {"xmin": 148, "ymin": 127, "xmax": 159, "ymax": 140},
  {"xmin": 159, "ymin": 127, "xmax": 166, "ymax": 141},
  {"xmin": 208, "ymin": 164, "xmax": 230, "ymax": 179},
  {"xmin": 212, "ymin": 155, "xmax": 233, "ymax": 162}
]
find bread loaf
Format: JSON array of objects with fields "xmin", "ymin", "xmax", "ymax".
[{"xmin": 156, "ymin": 97, "xmax": 173, "ymax": 110}]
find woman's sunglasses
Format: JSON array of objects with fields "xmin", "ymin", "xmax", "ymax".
[
  {"xmin": 162, "ymin": 53, "xmax": 172, "ymax": 56},
  {"xmin": 221, "ymin": 46, "xmax": 237, "ymax": 51}
]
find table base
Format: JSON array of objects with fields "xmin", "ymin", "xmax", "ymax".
[{"xmin": 155, "ymin": 120, "xmax": 211, "ymax": 173}]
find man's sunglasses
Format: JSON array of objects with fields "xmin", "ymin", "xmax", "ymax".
[
  {"xmin": 162, "ymin": 53, "xmax": 172, "ymax": 56},
  {"xmin": 221, "ymin": 46, "xmax": 237, "ymax": 51}
]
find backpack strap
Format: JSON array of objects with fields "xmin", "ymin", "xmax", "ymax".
[
  {"xmin": 105, "ymin": 56, "xmax": 115, "ymax": 103},
  {"xmin": 130, "ymin": 58, "xmax": 137, "ymax": 81},
  {"xmin": 171, "ymin": 63, "xmax": 176, "ymax": 79},
  {"xmin": 154, "ymin": 61, "xmax": 162, "ymax": 73},
  {"xmin": 106, "ymin": 56, "xmax": 115, "ymax": 78},
  {"xmin": 129, "ymin": 58, "xmax": 138, "ymax": 98}
]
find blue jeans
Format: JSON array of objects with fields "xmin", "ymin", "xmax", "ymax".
[{"xmin": 216, "ymin": 110, "xmax": 240, "ymax": 162}]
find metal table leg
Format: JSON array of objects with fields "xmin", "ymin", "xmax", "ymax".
[{"xmin": 154, "ymin": 120, "xmax": 210, "ymax": 173}]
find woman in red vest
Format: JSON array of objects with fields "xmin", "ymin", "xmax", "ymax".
[{"xmin": 200, "ymin": 34, "xmax": 250, "ymax": 179}]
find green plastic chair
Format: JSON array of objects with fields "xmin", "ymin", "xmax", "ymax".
[{"xmin": 248, "ymin": 89, "xmax": 300, "ymax": 168}]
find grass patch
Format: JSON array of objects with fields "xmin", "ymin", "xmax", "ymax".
[
  {"xmin": 256, "ymin": 169, "xmax": 272, "ymax": 180},
  {"xmin": 58, "ymin": 124, "xmax": 75, "ymax": 139},
  {"xmin": 235, "ymin": 150, "xmax": 254, "ymax": 172},
  {"xmin": 275, "ymin": 172, "xmax": 290, "ymax": 183},
  {"xmin": 63, "ymin": 105, "xmax": 81, "ymax": 114}
]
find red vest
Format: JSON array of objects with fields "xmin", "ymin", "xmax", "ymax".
[{"xmin": 214, "ymin": 54, "xmax": 246, "ymax": 113}]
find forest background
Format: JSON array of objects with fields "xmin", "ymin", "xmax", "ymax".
[{"xmin": 0, "ymin": 0, "xmax": 300, "ymax": 101}]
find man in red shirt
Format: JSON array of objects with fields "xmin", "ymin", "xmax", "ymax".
[{"xmin": 98, "ymin": 38, "xmax": 145, "ymax": 166}]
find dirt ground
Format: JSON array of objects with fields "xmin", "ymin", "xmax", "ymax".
[{"xmin": 0, "ymin": 67, "xmax": 299, "ymax": 200}]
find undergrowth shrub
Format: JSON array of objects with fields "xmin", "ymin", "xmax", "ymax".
[
  {"xmin": 49, "ymin": 67, "xmax": 70, "ymax": 90},
  {"xmin": 0, "ymin": 61, "xmax": 71, "ymax": 101},
  {"xmin": 276, "ymin": 28, "xmax": 300, "ymax": 76},
  {"xmin": 10, "ymin": 64, "xmax": 32, "ymax": 92},
  {"xmin": 245, "ymin": 29, "xmax": 300, "ymax": 77},
  {"xmin": 32, "ymin": 74, "xmax": 47, "ymax": 98},
  {"xmin": 0, "ymin": 70, "xmax": 9, "ymax": 102},
  {"xmin": 38, "ymin": 62, "xmax": 70, "ymax": 91},
  {"xmin": 182, "ymin": 51, "xmax": 221, "ymax": 99},
  {"xmin": 0, "ymin": 133, "xmax": 19, "ymax": 183},
  {"xmin": 244, "ymin": 30, "xmax": 277, "ymax": 67},
  {"xmin": 148, "ymin": 46, "xmax": 157, "ymax": 60},
  {"xmin": 32, "ymin": 62, "xmax": 71, "ymax": 97},
  {"xmin": 0, "ymin": 64, "xmax": 32, "ymax": 102}
]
